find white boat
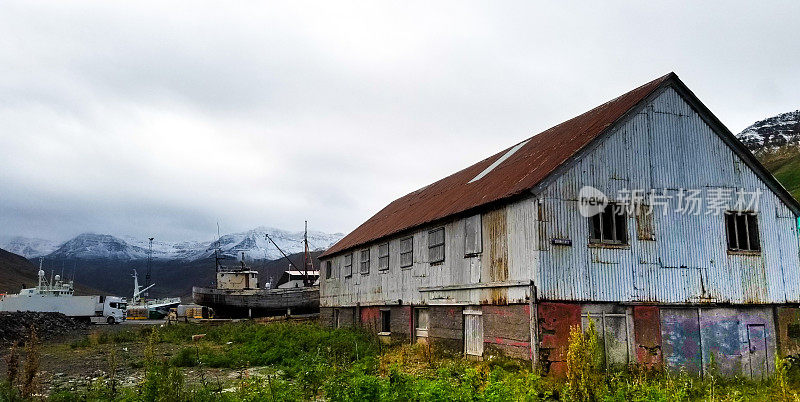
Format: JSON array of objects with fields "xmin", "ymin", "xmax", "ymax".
[
  {"xmin": 0, "ymin": 260, "xmax": 127, "ymax": 324},
  {"xmin": 126, "ymin": 270, "xmax": 180, "ymax": 319}
]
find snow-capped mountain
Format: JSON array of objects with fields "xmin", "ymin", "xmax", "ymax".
[
  {"xmin": 47, "ymin": 233, "xmax": 151, "ymax": 260},
  {"xmin": 0, "ymin": 236, "xmax": 60, "ymax": 258},
  {"xmin": 737, "ymin": 110, "xmax": 800, "ymax": 154},
  {"xmin": 736, "ymin": 109, "xmax": 800, "ymax": 203},
  {"xmin": 198, "ymin": 227, "xmax": 344, "ymax": 262},
  {"xmin": 4, "ymin": 228, "xmax": 344, "ymax": 262}
]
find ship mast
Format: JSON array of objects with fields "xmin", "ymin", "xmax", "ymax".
[{"xmin": 265, "ymin": 230, "xmax": 310, "ymax": 287}]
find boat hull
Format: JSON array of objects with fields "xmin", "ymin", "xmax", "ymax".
[{"xmin": 192, "ymin": 286, "xmax": 319, "ymax": 318}]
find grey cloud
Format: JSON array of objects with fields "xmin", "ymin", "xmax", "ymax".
[{"xmin": 0, "ymin": 0, "xmax": 798, "ymax": 243}]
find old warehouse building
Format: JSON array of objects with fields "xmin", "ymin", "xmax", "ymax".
[{"xmin": 319, "ymin": 73, "xmax": 800, "ymax": 378}]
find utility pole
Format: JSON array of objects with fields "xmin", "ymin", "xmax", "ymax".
[
  {"xmin": 145, "ymin": 237, "xmax": 154, "ymax": 298},
  {"xmin": 303, "ymin": 221, "xmax": 310, "ymax": 286}
]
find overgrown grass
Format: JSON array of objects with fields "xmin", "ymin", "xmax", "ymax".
[{"xmin": 25, "ymin": 321, "xmax": 800, "ymax": 401}]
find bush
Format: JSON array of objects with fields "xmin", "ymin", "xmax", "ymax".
[
  {"xmin": 565, "ymin": 317, "xmax": 604, "ymax": 402},
  {"xmin": 170, "ymin": 347, "xmax": 199, "ymax": 367}
]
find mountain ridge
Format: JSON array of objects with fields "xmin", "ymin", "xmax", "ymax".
[
  {"xmin": 736, "ymin": 109, "xmax": 800, "ymax": 202},
  {"xmin": 1, "ymin": 227, "xmax": 344, "ymax": 262}
]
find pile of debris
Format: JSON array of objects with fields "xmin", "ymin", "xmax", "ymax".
[{"xmin": 0, "ymin": 312, "xmax": 88, "ymax": 345}]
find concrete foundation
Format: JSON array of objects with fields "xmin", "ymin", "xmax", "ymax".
[{"xmin": 321, "ymin": 302, "xmax": 800, "ymax": 378}]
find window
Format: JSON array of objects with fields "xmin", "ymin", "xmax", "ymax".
[
  {"xmin": 325, "ymin": 260, "xmax": 332, "ymax": 279},
  {"xmin": 380, "ymin": 310, "xmax": 391, "ymax": 334},
  {"xmin": 399, "ymin": 236, "xmax": 413, "ymax": 268},
  {"xmin": 464, "ymin": 215, "xmax": 482, "ymax": 256},
  {"xmin": 378, "ymin": 242, "xmax": 389, "ymax": 271},
  {"xmin": 428, "ymin": 227, "xmax": 445, "ymax": 263},
  {"xmin": 415, "ymin": 308, "xmax": 429, "ymax": 338},
  {"xmin": 360, "ymin": 249, "xmax": 370, "ymax": 274},
  {"xmin": 588, "ymin": 204, "xmax": 628, "ymax": 245},
  {"xmin": 725, "ymin": 211, "xmax": 760, "ymax": 252},
  {"xmin": 344, "ymin": 253, "xmax": 353, "ymax": 277}
]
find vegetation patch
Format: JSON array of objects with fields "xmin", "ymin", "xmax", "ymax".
[{"xmin": 5, "ymin": 320, "xmax": 800, "ymax": 401}]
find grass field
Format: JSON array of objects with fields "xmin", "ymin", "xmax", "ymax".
[
  {"xmin": 2, "ymin": 321, "xmax": 800, "ymax": 401},
  {"xmin": 759, "ymin": 149, "xmax": 800, "ymax": 202},
  {"xmin": 0, "ymin": 322, "xmax": 800, "ymax": 401}
]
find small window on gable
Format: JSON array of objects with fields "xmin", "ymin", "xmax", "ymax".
[
  {"xmin": 380, "ymin": 310, "xmax": 391, "ymax": 333},
  {"xmin": 635, "ymin": 203, "xmax": 655, "ymax": 241},
  {"xmin": 360, "ymin": 249, "xmax": 370, "ymax": 275},
  {"xmin": 325, "ymin": 260, "xmax": 332, "ymax": 279},
  {"xmin": 588, "ymin": 203, "xmax": 628, "ymax": 245},
  {"xmin": 399, "ymin": 236, "xmax": 413, "ymax": 268},
  {"xmin": 464, "ymin": 214, "xmax": 482, "ymax": 256},
  {"xmin": 725, "ymin": 211, "xmax": 760, "ymax": 252},
  {"xmin": 378, "ymin": 243, "xmax": 389, "ymax": 271},
  {"xmin": 344, "ymin": 253, "xmax": 353, "ymax": 277},
  {"xmin": 428, "ymin": 227, "xmax": 445, "ymax": 263}
]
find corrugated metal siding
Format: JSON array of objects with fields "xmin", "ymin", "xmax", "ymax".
[
  {"xmin": 536, "ymin": 87, "xmax": 800, "ymax": 304},
  {"xmin": 321, "ymin": 86, "xmax": 800, "ymax": 308}
]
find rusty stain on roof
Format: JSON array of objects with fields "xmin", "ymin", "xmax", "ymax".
[{"xmin": 322, "ymin": 73, "xmax": 674, "ymax": 257}]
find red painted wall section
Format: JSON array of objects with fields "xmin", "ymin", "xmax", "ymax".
[
  {"xmin": 633, "ymin": 306, "xmax": 663, "ymax": 368},
  {"xmin": 360, "ymin": 306, "xmax": 381, "ymax": 333},
  {"xmin": 537, "ymin": 302, "xmax": 581, "ymax": 377}
]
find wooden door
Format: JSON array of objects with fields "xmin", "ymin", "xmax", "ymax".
[{"xmin": 464, "ymin": 307, "xmax": 483, "ymax": 358}]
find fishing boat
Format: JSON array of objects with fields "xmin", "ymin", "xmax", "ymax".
[
  {"xmin": 126, "ymin": 270, "xmax": 181, "ymax": 319},
  {"xmin": 192, "ymin": 222, "xmax": 320, "ymax": 318}
]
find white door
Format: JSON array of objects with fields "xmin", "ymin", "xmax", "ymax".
[
  {"xmin": 415, "ymin": 308, "xmax": 429, "ymax": 341},
  {"xmin": 464, "ymin": 307, "xmax": 483, "ymax": 357}
]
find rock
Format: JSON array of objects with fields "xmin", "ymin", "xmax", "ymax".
[{"xmin": 0, "ymin": 312, "xmax": 89, "ymax": 345}]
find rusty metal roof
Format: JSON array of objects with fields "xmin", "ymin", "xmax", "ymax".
[{"xmin": 321, "ymin": 72, "xmax": 799, "ymax": 258}]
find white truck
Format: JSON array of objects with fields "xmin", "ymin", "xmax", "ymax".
[{"xmin": 0, "ymin": 269, "xmax": 127, "ymax": 324}]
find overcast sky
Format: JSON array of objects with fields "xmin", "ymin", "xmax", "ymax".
[{"xmin": 1, "ymin": 1, "xmax": 798, "ymax": 243}]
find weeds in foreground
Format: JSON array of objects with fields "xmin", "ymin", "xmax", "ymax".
[
  {"xmin": 20, "ymin": 327, "xmax": 40, "ymax": 399},
  {"xmin": 20, "ymin": 321, "xmax": 800, "ymax": 401},
  {"xmin": 565, "ymin": 317, "xmax": 603, "ymax": 401}
]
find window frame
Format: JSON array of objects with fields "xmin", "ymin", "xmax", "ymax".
[
  {"xmin": 360, "ymin": 249, "xmax": 370, "ymax": 275},
  {"xmin": 588, "ymin": 203, "xmax": 629, "ymax": 246},
  {"xmin": 378, "ymin": 242, "xmax": 390, "ymax": 271},
  {"xmin": 325, "ymin": 260, "xmax": 333, "ymax": 279},
  {"xmin": 399, "ymin": 236, "xmax": 414, "ymax": 268},
  {"xmin": 344, "ymin": 253, "xmax": 353, "ymax": 278},
  {"xmin": 725, "ymin": 211, "xmax": 761, "ymax": 253},
  {"xmin": 428, "ymin": 227, "xmax": 446, "ymax": 264}
]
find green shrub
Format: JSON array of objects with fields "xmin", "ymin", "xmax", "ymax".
[
  {"xmin": 565, "ymin": 317, "xmax": 604, "ymax": 402},
  {"xmin": 170, "ymin": 347, "xmax": 199, "ymax": 367}
]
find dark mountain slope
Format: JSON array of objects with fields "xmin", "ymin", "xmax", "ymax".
[
  {"xmin": 737, "ymin": 110, "xmax": 800, "ymax": 202},
  {"xmin": 0, "ymin": 248, "xmax": 103, "ymax": 295}
]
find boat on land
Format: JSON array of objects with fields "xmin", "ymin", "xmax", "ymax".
[
  {"xmin": 192, "ymin": 222, "xmax": 320, "ymax": 318},
  {"xmin": 0, "ymin": 259, "xmax": 127, "ymax": 324},
  {"xmin": 126, "ymin": 270, "xmax": 181, "ymax": 319}
]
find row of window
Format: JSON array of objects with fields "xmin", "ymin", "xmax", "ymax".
[
  {"xmin": 325, "ymin": 227, "xmax": 447, "ymax": 279},
  {"xmin": 324, "ymin": 206, "xmax": 762, "ymax": 279},
  {"xmin": 590, "ymin": 203, "xmax": 761, "ymax": 252},
  {"xmin": 332, "ymin": 307, "xmax": 430, "ymax": 335}
]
